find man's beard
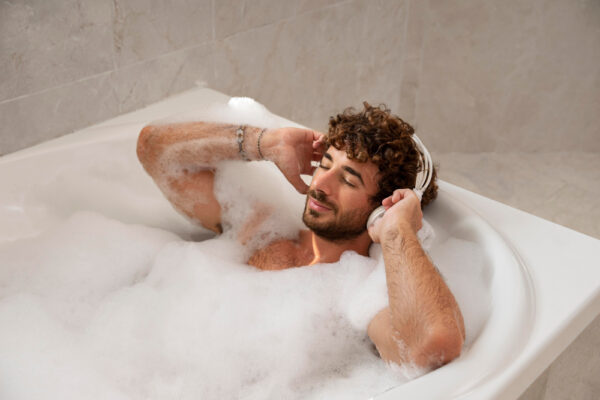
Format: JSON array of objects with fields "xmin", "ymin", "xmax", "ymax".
[{"xmin": 302, "ymin": 190, "xmax": 372, "ymax": 242}]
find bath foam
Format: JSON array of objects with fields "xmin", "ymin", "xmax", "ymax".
[
  {"xmin": 213, "ymin": 159, "xmax": 306, "ymax": 255},
  {"xmin": 0, "ymin": 176, "xmax": 490, "ymax": 399},
  {"xmin": 153, "ymin": 96, "xmax": 303, "ymax": 131},
  {"xmin": 0, "ymin": 211, "xmax": 179, "ymax": 329},
  {"xmin": 0, "ymin": 212, "xmax": 409, "ymax": 399},
  {"xmin": 0, "ymin": 211, "xmax": 488, "ymax": 399},
  {"xmin": 0, "ymin": 96, "xmax": 493, "ymax": 398}
]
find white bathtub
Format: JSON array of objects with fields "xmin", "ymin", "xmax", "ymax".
[{"xmin": 1, "ymin": 87, "xmax": 598, "ymax": 399}]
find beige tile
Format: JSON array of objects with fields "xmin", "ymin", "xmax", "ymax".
[
  {"xmin": 212, "ymin": 20, "xmax": 291, "ymax": 115},
  {"xmin": 0, "ymin": 73, "xmax": 118, "ymax": 155},
  {"xmin": 355, "ymin": 0, "xmax": 410, "ymax": 113},
  {"xmin": 395, "ymin": 0, "xmax": 429, "ymax": 124},
  {"xmin": 543, "ymin": 315, "xmax": 600, "ymax": 400},
  {"xmin": 434, "ymin": 152, "xmax": 600, "ymax": 239},
  {"xmin": 0, "ymin": 0, "xmax": 113, "ymax": 101},
  {"xmin": 112, "ymin": 0, "xmax": 212, "ymax": 67},
  {"xmin": 0, "ymin": 41, "xmax": 217, "ymax": 155},
  {"xmin": 413, "ymin": 1, "xmax": 540, "ymax": 152},
  {"xmin": 518, "ymin": 368, "xmax": 550, "ymax": 400},
  {"xmin": 412, "ymin": 0, "xmax": 600, "ymax": 153},
  {"xmin": 294, "ymin": 0, "xmax": 345, "ymax": 15},
  {"xmin": 214, "ymin": 0, "xmax": 345, "ymax": 40},
  {"xmin": 112, "ymin": 43, "xmax": 215, "ymax": 114},
  {"xmin": 213, "ymin": 0, "xmax": 410, "ymax": 133},
  {"xmin": 214, "ymin": 0, "xmax": 295, "ymax": 40}
]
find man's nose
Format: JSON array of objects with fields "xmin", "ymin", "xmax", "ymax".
[{"xmin": 311, "ymin": 168, "xmax": 334, "ymax": 195}]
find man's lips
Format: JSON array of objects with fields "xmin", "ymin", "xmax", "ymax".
[{"xmin": 308, "ymin": 197, "xmax": 333, "ymax": 212}]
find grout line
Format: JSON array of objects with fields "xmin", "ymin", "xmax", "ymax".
[
  {"xmin": 0, "ymin": 41, "xmax": 216, "ymax": 106},
  {"xmin": 3, "ymin": 0, "xmax": 348, "ymax": 105},
  {"xmin": 211, "ymin": 0, "xmax": 216, "ymax": 41},
  {"xmin": 397, "ymin": 0, "xmax": 411, "ymax": 111},
  {"xmin": 218, "ymin": 0, "xmax": 354, "ymax": 41},
  {"xmin": 0, "ymin": 70, "xmax": 112, "ymax": 105},
  {"xmin": 412, "ymin": 1, "xmax": 429, "ymax": 129}
]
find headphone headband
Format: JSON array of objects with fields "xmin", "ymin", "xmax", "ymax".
[{"xmin": 411, "ymin": 134, "xmax": 433, "ymax": 200}]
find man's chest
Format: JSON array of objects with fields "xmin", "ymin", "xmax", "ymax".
[{"xmin": 247, "ymin": 239, "xmax": 312, "ymax": 271}]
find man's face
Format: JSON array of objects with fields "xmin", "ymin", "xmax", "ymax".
[{"xmin": 302, "ymin": 146, "xmax": 380, "ymax": 241}]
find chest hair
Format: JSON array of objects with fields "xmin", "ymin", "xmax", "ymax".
[{"xmin": 247, "ymin": 239, "xmax": 312, "ymax": 271}]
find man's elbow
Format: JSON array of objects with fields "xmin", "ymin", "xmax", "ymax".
[{"xmin": 416, "ymin": 326, "xmax": 464, "ymax": 368}]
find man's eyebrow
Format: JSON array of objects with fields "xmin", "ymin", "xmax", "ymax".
[
  {"xmin": 342, "ymin": 166, "xmax": 364, "ymax": 186},
  {"xmin": 322, "ymin": 152, "xmax": 364, "ymax": 186}
]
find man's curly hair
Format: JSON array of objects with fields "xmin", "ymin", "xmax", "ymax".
[{"xmin": 326, "ymin": 102, "xmax": 438, "ymax": 208}]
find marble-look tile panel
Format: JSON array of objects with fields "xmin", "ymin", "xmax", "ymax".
[
  {"xmin": 412, "ymin": 0, "xmax": 600, "ymax": 153},
  {"xmin": 215, "ymin": 0, "xmax": 346, "ymax": 40},
  {"xmin": 211, "ymin": 21, "xmax": 290, "ymax": 116},
  {"xmin": 355, "ymin": 0, "xmax": 409, "ymax": 116},
  {"xmin": 283, "ymin": 0, "xmax": 378, "ymax": 130},
  {"xmin": 215, "ymin": 0, "xmax": 295, "ymax": 39},
  {"xmin": 0, "ymin": 41, "xmax": 216, "ymax": 156},
  {"xmin": 0, "ymin": 0, "xmax": 113, "ymax": 102},
  {"xmin": 526, "ymin": 0, "xmax": 600, "ymax": 153},
  {"xmin": 294, "ymin": 0, "xmax": 347, "ymax": 15},
  {"xmin": 518, "ymin": 368, "xmax": 550, "ymax": 400},
  {"xmin": 434, "ymin": 151, "xmax": 600, "ymax": 239},
  {"xmin": 113, "ymin": 0, "xmax": 212, "ymax": 67},
  {"xmin": 0, "ymin": 73, "xmax": 118, "ymax": 155},
  {"xmin": 213, "ymin": 0, "xmax": 409, "ymax": 133},
  {"xmin": 543, "ymin": 315, "xmax": 600, "ymax": 400},
  {"xmin": 395, "ymin": 0, "xmax": 428, "ymax": 125},
  {"xmin": 413, "ymin": 1, "xmax": 541, "ymax": 153},
  {"xmin": 112, "ymin": 43, "xmax": 215, "ymax": 115}
]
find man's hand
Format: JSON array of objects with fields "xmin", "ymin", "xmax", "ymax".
[
  {"xmin": 368, "ymin": 189, "xmax": 423, "ymax": 243},
  {"xmin": 261, "ymin": 127, "xmax": 326, "ymax": 194}
]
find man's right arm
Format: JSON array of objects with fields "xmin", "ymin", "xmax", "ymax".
[{"xmin": 136, "ymin": 122, "xmax": 324, "ymax": 233}]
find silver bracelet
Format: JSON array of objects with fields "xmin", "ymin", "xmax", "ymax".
[
  {"xmin": 257, "ymin": 128, "xmax": 266, "ymax": 160},
  {"xmin": 236, "ymin": 125, "xmax": 249, "ymax": 161}
]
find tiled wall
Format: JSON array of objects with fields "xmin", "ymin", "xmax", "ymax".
[{"xmin": 1, "ymin": 0, "xmax": 599, "ymax": 155}]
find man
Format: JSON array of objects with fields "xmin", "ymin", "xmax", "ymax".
[{"xmin": 136, "ymin": 102, "xmax": 465, "ymax": 371}]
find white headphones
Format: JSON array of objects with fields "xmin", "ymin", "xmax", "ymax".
[
  {"xmin": 366, "ymin": 134, "xmax": 433, "ymax": 228},
  {"xmin": 411, "ymin": 134, "xmax": 433, "ymax": 201}
]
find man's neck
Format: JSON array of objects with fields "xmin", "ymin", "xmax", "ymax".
[{"xmin": 299, "ymin": 230, "xmax": 373, "ymax": 265}]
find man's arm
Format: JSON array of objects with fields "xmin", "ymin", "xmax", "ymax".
[
  {"xmin": 136, "ymin": 121, "xmax": 324, "ymax": 233},
  {"xmin": 367, "ymin": 189, "xmax": 465, "ymax": 370}
]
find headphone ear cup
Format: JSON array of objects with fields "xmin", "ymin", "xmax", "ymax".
[
  {"xmin": 367, "ymin": 206, "xmax": 386, "ymax": 229},
  {"xmin": 411, "ymin": 134, "xmax": 433, "ymax": 194}
]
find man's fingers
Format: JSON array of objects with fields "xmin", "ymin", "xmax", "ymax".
[
  {"xmin": 312, "ymin": 133, "xmax": 326, "ymax": 151},
  {"xmin": 382, "ymin": 196, "xmax": 393, "ymax": 207},
  {"xmin": 392, "ymin": 188, "xmax": 419, "ymax": 204},
  {"xmin": 312, "ymin": 130, "xmax": 325, "ymax": 142},
  {"xmin": 392, "ymin": 190, "xmax": 404, "ymax": 203}
]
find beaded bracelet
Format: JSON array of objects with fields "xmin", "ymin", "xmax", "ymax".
[{"xmin": 236, "ymin": 125, "xmax": 249, "ymax": 161}]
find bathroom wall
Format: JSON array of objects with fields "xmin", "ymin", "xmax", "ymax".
[
  {"xmin": 1, "ymin": 1, "xmax": 599, "ymax": 399},
  {"xmin": 1, "ymin": 0, "xmax": 599, "ymax": 155}
]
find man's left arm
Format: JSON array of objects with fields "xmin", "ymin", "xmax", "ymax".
[{"xmin": 367, "ymin": 189, "xmax": 465, "ymax": 370}]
